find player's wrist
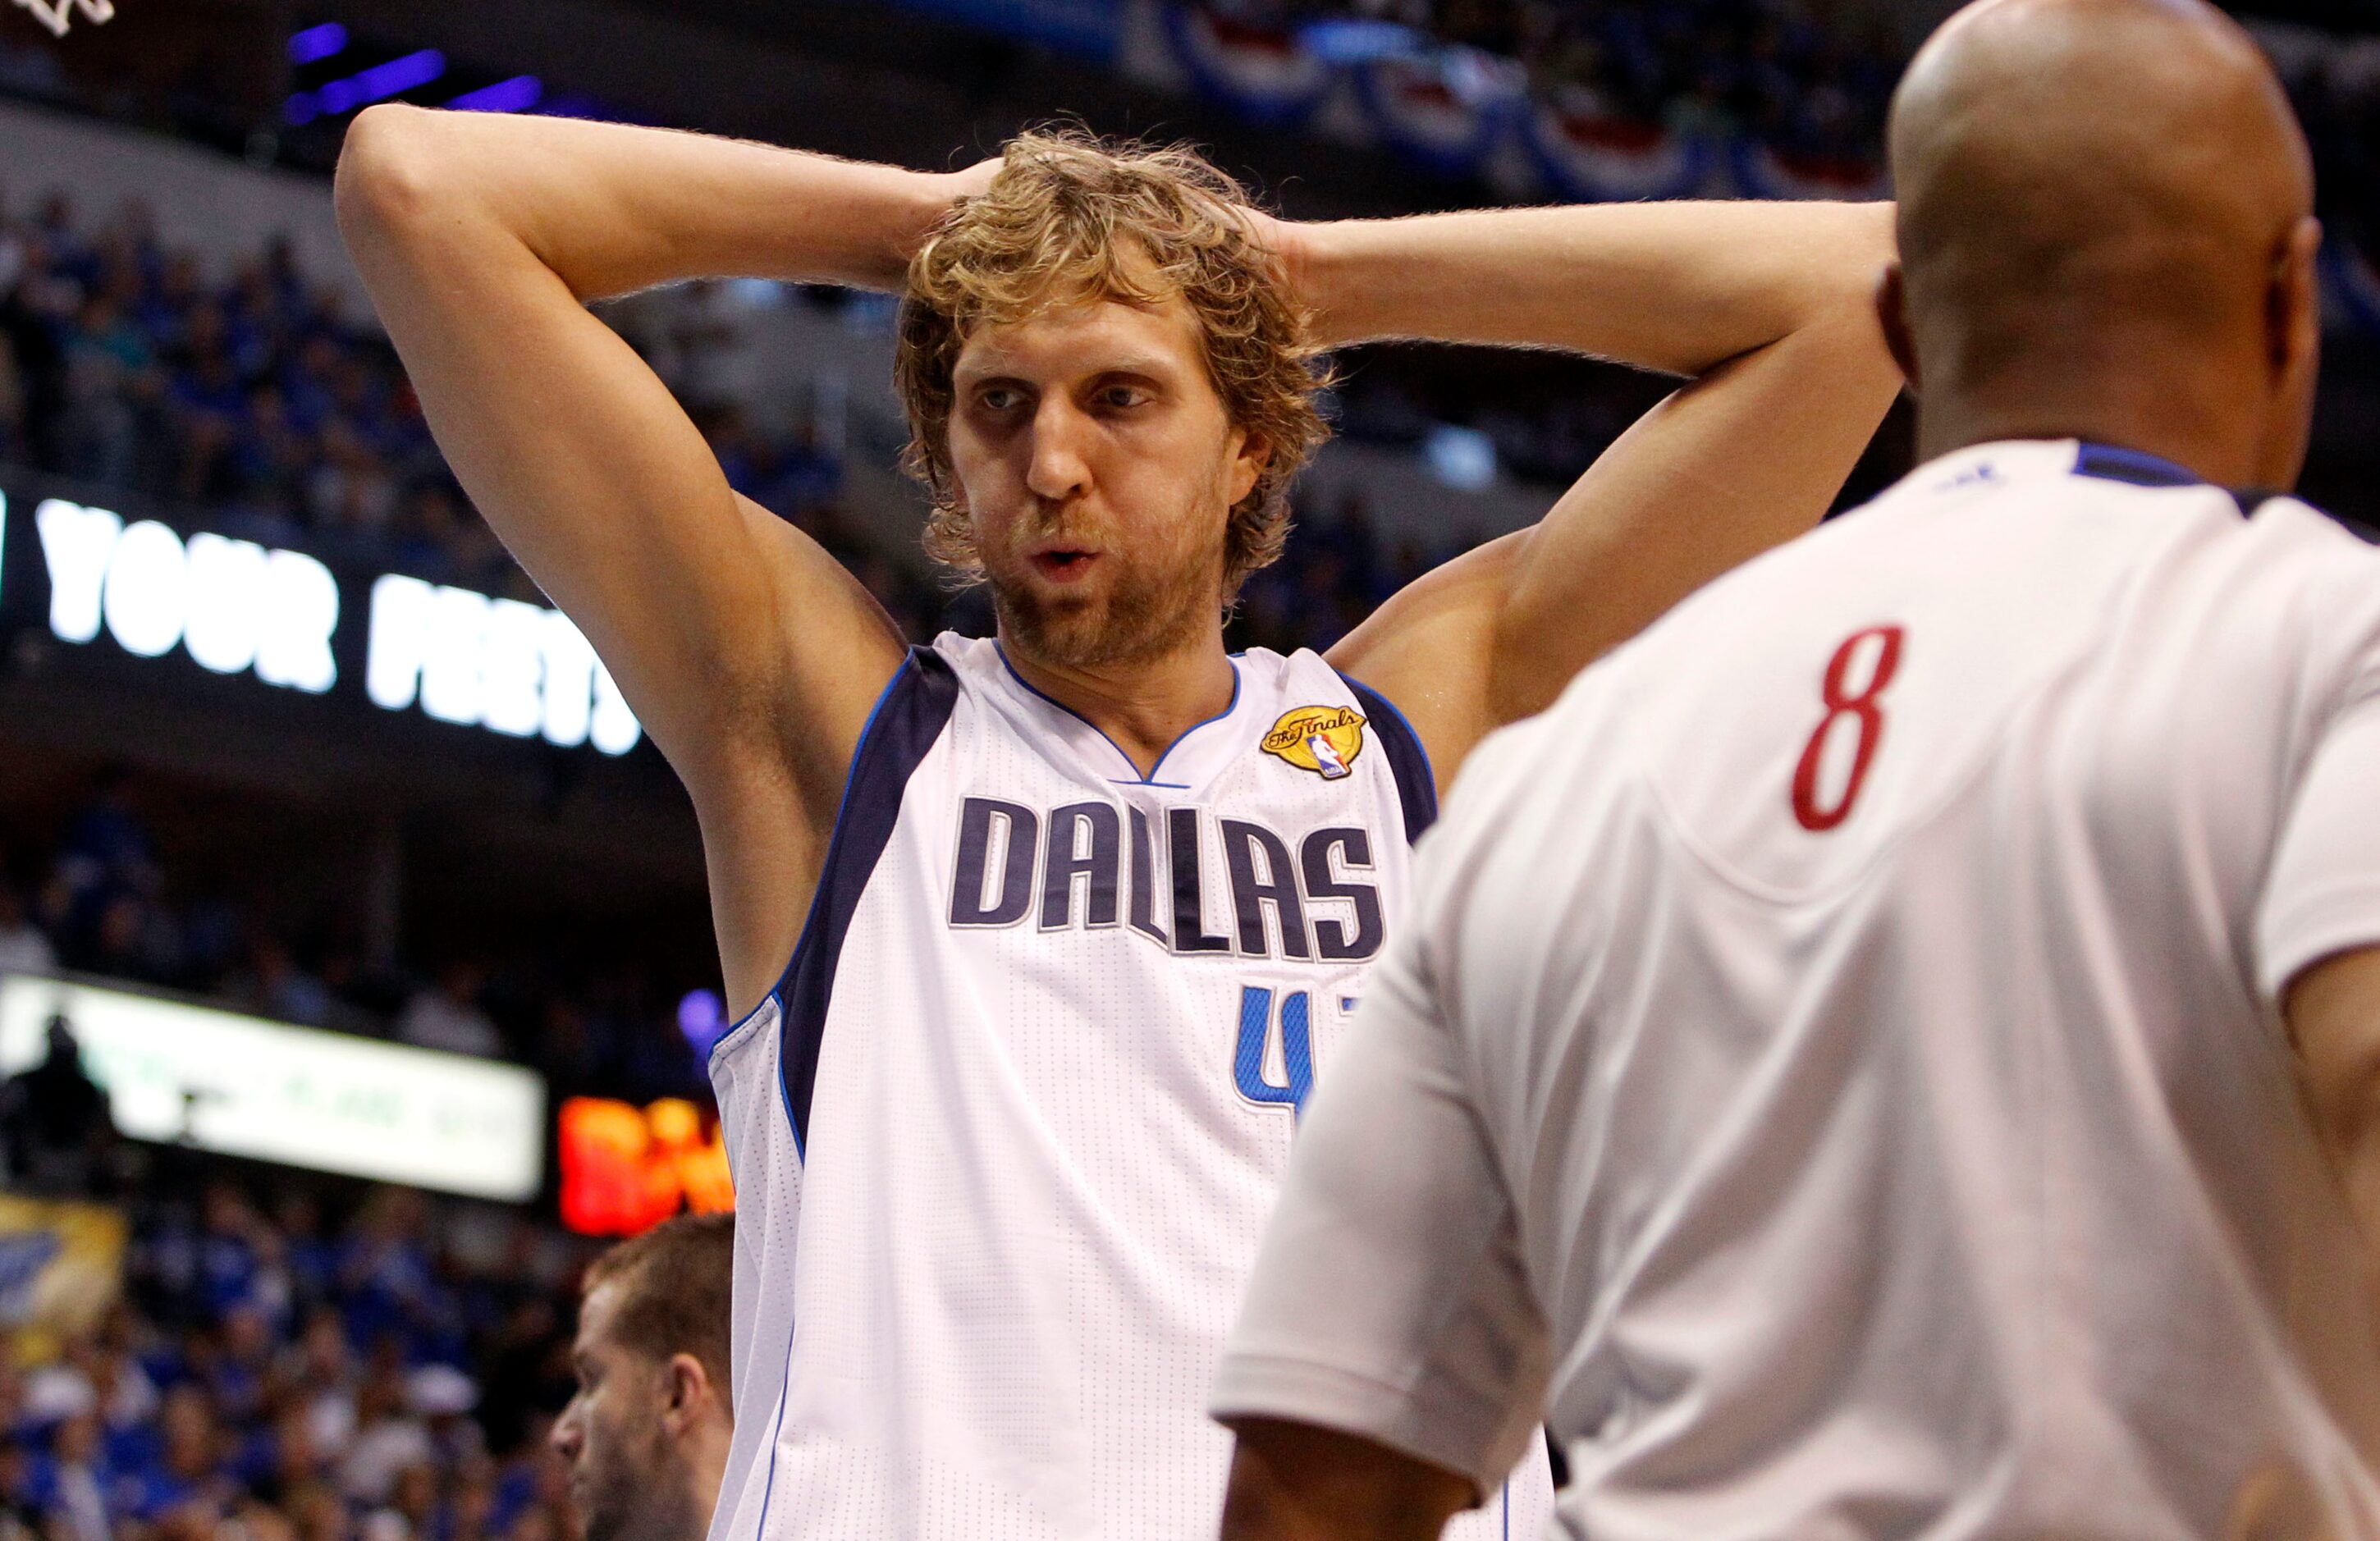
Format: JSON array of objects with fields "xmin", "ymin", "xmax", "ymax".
[
  {"xmin": 1284, "ymin": 219, "xmax": 1365, "ymax": 347},
  {"xmin": 886, "ymin": 165, "xmax": 986, "ymax": 272}
]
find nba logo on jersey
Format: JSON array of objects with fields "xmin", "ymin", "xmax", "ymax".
[{"xmin": 1264, "ymin": 706, "xmax": 1364, "ymax": 780}]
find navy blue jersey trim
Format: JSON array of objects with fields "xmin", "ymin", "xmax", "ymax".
[
  {"xmin": 1338, "ymin": 674, "xmax": 1437, "ymax": 842},
  {"xmin": 2072, "ymin": 441, "xmax": 2201, "ymax": 488},
  {"xmin": 774, "ymin": 646, "xmax": 960, "ymax": 1155},
  {"xmin": 707, "ymin": 655, "xmax": 918, "ymax": 1077},
  {"xmin": 2069, "ymin": 442, "xmax": 2278, "ymax": 520}
]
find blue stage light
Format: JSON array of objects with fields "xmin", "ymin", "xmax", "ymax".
[
  {"xmin": 312, "ymin": 49, "xmax": 446, "ymax": 117},
  {"xmin": 287, "ymin": 21, "xmax": 347, "ymax": 65},
  {"xmin": 447, "ymin": 75, "xmax": 543, "ymax": 113}
]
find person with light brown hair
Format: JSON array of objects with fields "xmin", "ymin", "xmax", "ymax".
[
  {"xmin": 552, "ymin": 1214, "xmax": 733, "ymax": 1541},
  {"xmin": 334, "ymin": 105, "xmax": 1900, "ymax": 1538}
]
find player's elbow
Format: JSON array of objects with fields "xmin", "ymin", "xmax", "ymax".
[{"xmin": 334, "ymin": 105, "xmax": 459, "ymax": 245}]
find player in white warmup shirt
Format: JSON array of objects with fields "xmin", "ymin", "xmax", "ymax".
[
  {"xmin": 1213, "ymin": 1, "xmax": 2380, "ymax": 1537},
  {"xmin": 336, "ymin": 112, "xmax": 1902, "ymax": 1537}
]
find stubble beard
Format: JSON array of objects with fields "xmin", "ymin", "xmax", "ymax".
[
  {"xmin": 985, "ymin": 495, "xmax": 1229, "ymax": 671},
  {"xmin": 990, "ymin": 559, "xmax": 1214, "ymax": 670},
  {"xmin": 574, "ymin": 1424, "xmax": 693, "ymax": 1541}
]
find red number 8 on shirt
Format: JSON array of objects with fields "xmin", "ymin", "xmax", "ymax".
[{"xmin": 1792, "ymin": 624, "xmax": 1906, "ymax": 832}]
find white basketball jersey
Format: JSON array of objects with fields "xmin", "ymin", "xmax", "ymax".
[
  {"xmin": 707, "ymin": 634, "xmax": 1554, "ymax": 1539},
  {"xmin": 1219, "ymin": 439, "xmax": 2380, "ymax": 1539}
]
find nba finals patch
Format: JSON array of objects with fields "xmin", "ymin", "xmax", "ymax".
[{"xmin": 1262, "ymin": 706, "xmax": 1366, "ymax": 780}]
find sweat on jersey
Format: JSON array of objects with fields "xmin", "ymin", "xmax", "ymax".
[
  {"xmin": 1215, "ymin": 439, "xmax": 2380, "ymax": 1539},
  {"xmin": 705, "ymin": 634, "xmax": 1554, "ymax": 1539}
]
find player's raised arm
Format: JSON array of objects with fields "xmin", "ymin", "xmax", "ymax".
[
  {"xmin": 1302, "ymin": 200, "xmax": 1902, "ymax": 778},
  {"xmin": 334, "ymin": 107, "xmax": 971, "ymax": 1011}
]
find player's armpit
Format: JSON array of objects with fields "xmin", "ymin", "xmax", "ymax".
[{"xmin": 1218, "ymin": 1419, "xmax": 1475, "ymax": 1541}]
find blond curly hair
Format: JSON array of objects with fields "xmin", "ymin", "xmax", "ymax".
[{"xmin": 895, "ymin": 130, "xmax": 1330, "ymax": 597}]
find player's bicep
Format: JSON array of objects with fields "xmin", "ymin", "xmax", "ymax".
[
  {"xmin": 1214, "ymin": 927, "xmax": 1547, "ymax": 1497},
  {"xmin": 1480, "ymin": 309, "xmax": 1899, "ymax": 725},
  {"xmin": 338, "ymin": 122, "xmax": 904, "ymax": 793}
]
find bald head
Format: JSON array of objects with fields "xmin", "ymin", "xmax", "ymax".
[{"xmin": 1883, "ymin": 0, "xmax": 2323, "ymax": 486}]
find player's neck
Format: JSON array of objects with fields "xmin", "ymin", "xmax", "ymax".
[{"xmin": 999, "ymin": 628, "xmax": 1238, "ymax": 780}]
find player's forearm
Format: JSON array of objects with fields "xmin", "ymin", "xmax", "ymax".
[
  {"xmin": 1296, "ymin": 199, "xmax": 1896, "ymax": 377},
  {"xmin": 335, "ymin": 104, "xmax": 956, "ymax": 300}
]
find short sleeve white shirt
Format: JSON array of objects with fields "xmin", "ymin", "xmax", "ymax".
[{"xmin": 1216, "ymin": 441, "xmax": 2380, "ymax": 1539}]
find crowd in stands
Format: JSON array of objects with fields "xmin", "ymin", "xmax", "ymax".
[
  {"xmin": 1266, "ymin": 0, "xmax": 1902, "ymax": 162},
  {"xmin": 0, "ymin": 770, "xmax": 712, "ymax": 1104},
  {"xmin": 0, "ymin": 1158, "xmax": 592, "ymax": 1541}
]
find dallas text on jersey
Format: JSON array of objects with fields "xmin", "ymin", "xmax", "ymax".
[{"xmin": 945, "ymin": 797, "xmax": 1385, "ymax": 961}]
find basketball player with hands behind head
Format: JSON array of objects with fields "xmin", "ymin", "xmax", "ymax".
[
  {"xmin": 1211, "ymin": 0, "xmax": 2380, "ymax": 1535},
  {"xmin": 335, "ymin": 107, "xmax": 1899, "ymax": 1538}
]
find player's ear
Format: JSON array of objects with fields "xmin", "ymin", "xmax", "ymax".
[
  {"xmin": 1227, "ymin": 426, "xmax": 1270, "ymax": 509},
  {"xmin": 1876, "ymin": 262, "xmax": 1920, "ymax": 392},
  {"xmin": 661, "ymin": 1352, "xmax": 711, "ymax": 1429}
]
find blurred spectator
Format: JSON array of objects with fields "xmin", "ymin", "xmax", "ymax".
[
  {"xmin": 396, "ymin": 966, "xmax": 502, "ymax": 1059},
  {"xmin": 0, "ymin": 1014, "xmax": 113, "ymax": 1192},
  {"xmin": 340, "ymin": 1372, "xmax": 432, "ymax": 1507},
  {"xmin": 0, "ymin": 883, "xmax": 55, "ymax": 976},
  {"xmin": 227, "ymin": 939, "xmax": 336, "ymax": 1030},
  {"xmin": 0, "ymin": 1442, "xmax": 39, "ymax": 1541},
  {"xmin": 117, "ymin": 1386, "xmax": 233, "ymax": 1523},
  {"xmin": 26, "ymin": 1411, "xmax": 110, "ymax": 1541}
]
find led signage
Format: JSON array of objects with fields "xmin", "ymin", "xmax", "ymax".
[
  {"xmin": 0, "ymin": 975, "xmax": 546, "ymax": 1202},
  {"xmin": 35, "ymin": 497, "xmax": 339, "ymax": 692},
  {"xmin": 556, "ymin": 1095, "xmax": 734, "ymax": 1237},
  {"xmin": 3, "ymin": 489, "xmax": 641, "ymax": 755}
]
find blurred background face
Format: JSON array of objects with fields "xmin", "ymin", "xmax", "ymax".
[
  {"xmin": 946, "ymin": 295, "xmax": 1259, "ymax": 669},
  {"xmin": 549, "ymin": 1283, "xmax": 686, "ymax": 1541}
]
